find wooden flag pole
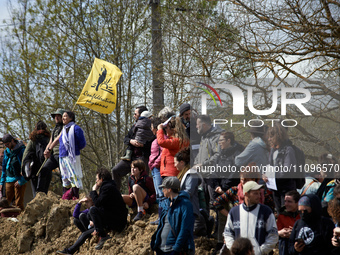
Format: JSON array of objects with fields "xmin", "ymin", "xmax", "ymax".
[{"xmin": 36, "ymin": 158, "xmax": 48, "ymax": 177}]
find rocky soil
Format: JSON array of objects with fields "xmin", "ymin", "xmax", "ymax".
[{"xmin": 0, "ymin": 192, "xmax": 216, "ymax": 254}]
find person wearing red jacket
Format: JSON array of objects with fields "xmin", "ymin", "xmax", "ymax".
[
  {"xmin": 122, "ymin": 159, "xmax": 156, "ymax": 222},
  {"xmin": 157, "ymin": 116, "xmax": 190, "ymax": 178},
  {"xmin": 277, "ymin": 190, "xmax": 301, "ymax": 255}
]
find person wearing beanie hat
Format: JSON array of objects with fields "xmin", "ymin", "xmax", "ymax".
[
  {"xmin": 288, "ymin": 194, "xmax": 335, "ymax": 255},
  {"xmin": 223, "ymin": 180, "xmax": 278, "ymax": 255},
  {"xmin": 179, "ymin": 103, "xmax": 191, "ymax": 118},
  {"xmin": 179, "ymin": 103, "xmax": 200, "ymax": 166}
]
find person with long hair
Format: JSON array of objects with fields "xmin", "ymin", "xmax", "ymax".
[
  {"xmin": 59, "ymin": 111, "xmax": 86, "ymax": 199},
  {"xmin": 21, "ymin": 120, "xmax": 51, "ymax": 196},
  {"xmin": 157, "ymin": 116, "xmax": 189, "ymax": 178},
  {"xmin": 266, "ymin": 123, "xmax": 298, "ymax": 213},
  {"xmin": 175, "ymin": 147, "xmax": 205, "ymax": 236},
  {"xmin": 122, "ymin": 159, "xmax": 156, "ymax": 222}
]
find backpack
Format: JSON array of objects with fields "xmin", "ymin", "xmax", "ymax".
[
  {"xmin": 35, "ymin": 139, "xmax": 48, "ymax": 166},
  {"xmin": 22, "ymin": 138, "xmax": 48, "ymax": 180},
  {"xmin": 290, "ymin": 144, "xmax": 306, "ymax": 189}
]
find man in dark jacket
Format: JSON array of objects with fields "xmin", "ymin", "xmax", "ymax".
[
  {"xmin": 179, "ymin": 103, "xmax": 200, "ymax": 165},
  {"xmin": 194, "ymin": 115, "xmax": 223, "ymax": 207},
  {"xmin": 41, "ymin": 108, "xmax": 65, "ymax": 193},
  {"xmin": 151, "ymin": 177, "xmax": 195, "ymax": 255},
  {"xmin": 111, "ymin": 106, "xmax": 152, "ymax": 190},
  {"xmin": 89, "ymin": 167, "xmax": 128, "ymax": 250},
  {"xmin": 288, "ymin": 194, "xmax": 334, "ymax": 255}
]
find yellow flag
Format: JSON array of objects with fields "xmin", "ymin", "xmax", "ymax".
[{"xmin": 76, "ymin": 58, "xmax": 122, "ymax": 114}]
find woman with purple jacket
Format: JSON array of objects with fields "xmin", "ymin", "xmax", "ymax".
[
  {"xmin": 59, "ymin": 111, "xmax": 86, "ymax": 199},
  {"xmin": 73, "ymin": 196, "xmax": 93, "ymax": 232}
]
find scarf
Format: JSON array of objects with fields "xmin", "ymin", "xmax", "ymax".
[{"xmin": 62, "ymin": 121, "xmax": 76, "ymax": 163}]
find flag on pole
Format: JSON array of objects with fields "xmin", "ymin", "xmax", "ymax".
[{"xmin": 76, "ymin": 58, "xmax": 122, "ymax": 114}]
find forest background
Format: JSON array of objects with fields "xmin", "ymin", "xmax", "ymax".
[{"xmin": 0, "ymin": 0, "xmax": 339, "ymax": 193}]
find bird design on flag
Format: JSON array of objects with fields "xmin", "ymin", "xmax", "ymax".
[{"xmin": 91, "ymin": 66, "xmax": 114, "ymax": 95}]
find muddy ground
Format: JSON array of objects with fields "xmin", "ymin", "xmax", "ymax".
[{"xmin": 0, "ymin": 192, "xmax": 216, "ymax": 254}]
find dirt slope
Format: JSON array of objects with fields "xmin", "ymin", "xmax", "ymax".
[{"xmin": 0, "ymin": 192, "xmax": 215, "ymax": 254}]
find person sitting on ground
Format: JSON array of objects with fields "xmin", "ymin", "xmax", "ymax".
[
  {"xmin": 121, "ymin": 111, "xmax": 155, "ymax": 161},
  {"xmin": 89, "ymin": 167, "xmax": 128, "ymax": 250},
  {"xmin": 288, "ymin": 194, "xmax": 334, "ymax": 255},
  {"xmin": 150, "ymin": 176, "xmax": 195, "ymax": 255},
  {"xmin": 277, "ymin": 190, "xmax": 301, "ymax": 255},
  {"xmin": 73, "ymin": 196, "xmax": 94, "ymax": 233},
  {"xmin": 122, "ymin": 159, "xmax": 156, "ymax": 222},
  {"xmin": 57, "ymin": 197, "xmax": 94, "ymax": 255},
  {"xmin": 57, "ymin": 168, "xmax": 127, "ymax": 254},
  {"xmin": 230, "ymin": 237, "xmax": 255, "ymax": 255}
]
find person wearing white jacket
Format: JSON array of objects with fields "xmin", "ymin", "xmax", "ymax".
[{"xmin": 223, "ymin": 181, "xmax": 278, "ymax": 255}]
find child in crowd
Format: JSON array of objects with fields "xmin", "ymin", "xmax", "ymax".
[
  {"xmin": 148, "ymin": 117, "xmax": 164, "ymax": 225},
  {"xmin": 121, "ymin": 111, "xmax": 154, "ymax": 161},
  {"xmin": 122, "ymin": 159, "xmax": 156, "ymax": 221},
  {"xmin": 73, "ymin": 196, "xmax": 93, "ymax": 233}
]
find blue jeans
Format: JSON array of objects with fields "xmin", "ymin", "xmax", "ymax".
[{"xmin": 151, "ymin": 167, "xmax": 163, "ymax": 200}]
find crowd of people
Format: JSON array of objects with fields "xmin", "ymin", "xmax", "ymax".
[{"xmin": 0, "ymin": 104, "xmax": 340, "ymax": 255}]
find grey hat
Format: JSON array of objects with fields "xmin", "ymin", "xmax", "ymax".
[
  {"xmin": 2, "ymin": 134, "xmax": 14, "ymax": 143},
  {"xmin": 51, "ymin": 108, "xmax": 66, "ymax": 118},
  {"xmin": 141, "ymin": 111, "xmax": 153, "ymax": 118},
  {"xmin": 159, "ymin": 176, "xmax": 180, "ymax": 190},
  {"xmin": 179, "ymin": 103, "xmax": 191, "ymax": 116}
]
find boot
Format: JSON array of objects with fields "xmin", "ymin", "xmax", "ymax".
[
  {"xmin": 120, "ymin": 149, "xmax": 132, "ymax": 161},
  {"xmin": 71, "ymin": 187, "xmax": 79, "ymax": 199}
]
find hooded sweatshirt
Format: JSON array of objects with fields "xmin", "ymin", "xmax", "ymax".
[
  {"xmin": 288, "ymin": 194, "xmax": 335, "ymax": 255},
  {"xmin": 235, "ymin": 137, "xmax": 269, "ymax": 170},
  {"xmin": 1, "ymin": 141, "xmax": 26, "ymax": 186}
]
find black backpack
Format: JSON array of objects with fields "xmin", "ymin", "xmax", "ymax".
[
  {"xmin": 290, "ymin": 144, "xmax": 306, "ymax": 189},
  {"xmin": 22, "ymin": 138, "xmax": 48, "ymax": 180},
  {"xmin": 35, "ymin": 139, "xmax": 47, "ymax": 166}
]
